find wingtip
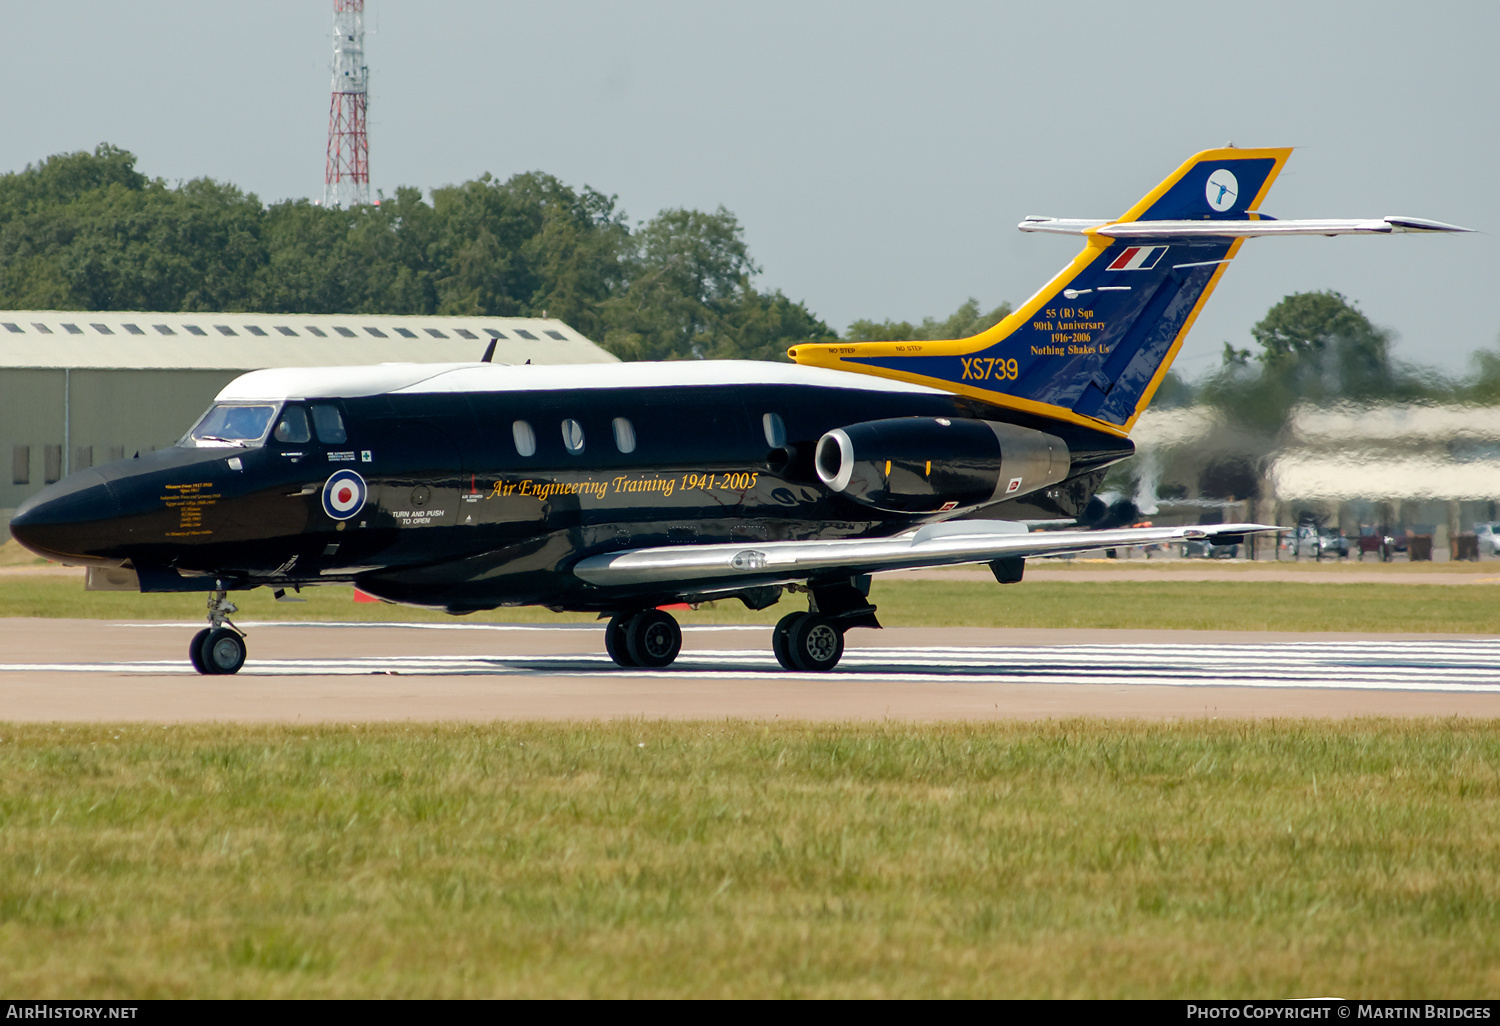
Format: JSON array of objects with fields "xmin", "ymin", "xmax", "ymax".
[{"xmin": 1383, "ymin": 216, "xmax": 1476, "ymax": 233}]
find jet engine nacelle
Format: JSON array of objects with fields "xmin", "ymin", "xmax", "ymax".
[{"xmin": 814, "ymin": 417, "xmax": 1071, "ymax": 514}]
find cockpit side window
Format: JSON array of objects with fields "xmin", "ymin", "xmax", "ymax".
[
  {"xmin": 186, "ymin": 404, "xmax": 277, "ymax": 446},
  {"xmin": 310, "ymin": 404, "xmax": 347, "ymax": 445},
  {"xmin": 273, "ymin": 405, "xmax": 312, "ymax": 445}
]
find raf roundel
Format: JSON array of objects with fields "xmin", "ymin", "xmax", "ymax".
[{"xmin": 322, "ymin": 469, "xmax": 368, "ymax": 521}]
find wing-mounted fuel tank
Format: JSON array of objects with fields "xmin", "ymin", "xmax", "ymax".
[{"xmin": 813, "ymin": 417, "xmax": 1070, "ymax": 514}]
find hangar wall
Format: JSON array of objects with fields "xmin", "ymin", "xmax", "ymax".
[{"xmin": 4, "ymin": 369, "xmax": 243, "ymax": 513}]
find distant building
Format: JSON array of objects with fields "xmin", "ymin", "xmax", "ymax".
[
  {"xmin": 1, "ymin": 310, "xmax": 615, "ymax": 519},
  {"xmin": 1131, "ymin": 403, "xmax": 1500, "ymax": 556}
]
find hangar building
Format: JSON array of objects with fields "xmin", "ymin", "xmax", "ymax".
[
  {"xmin": 1129, "ymin": 402, "xmax": 1500, "ymax": 558},
  {"xmin": 1, "ymin": 310, "xmax": 615, "ymax": 522}
]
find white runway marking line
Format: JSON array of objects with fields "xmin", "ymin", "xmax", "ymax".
[{"xmin": 4, "ymin": 639, "xmax": 1500, "ymax": 692}]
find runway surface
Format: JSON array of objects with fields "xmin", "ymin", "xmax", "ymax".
[{"xmin": 3, "ymin": 619, "xmax": 1500, "ymax": 722}]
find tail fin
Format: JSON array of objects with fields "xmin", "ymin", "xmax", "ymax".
[{"xmin": 789, "ymin": 147, "xmax": 1292, "ymax": 435}]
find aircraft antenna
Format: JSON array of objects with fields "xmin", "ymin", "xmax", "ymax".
[{"xmin": 322, "ymin": 0, "xmax": 370, "ymax": 208}]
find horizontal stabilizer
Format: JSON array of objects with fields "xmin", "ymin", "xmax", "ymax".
[
  {"xmin": 573, "ymin": 522, "xmax": 1278, "ymax": 589},
  {"xmin": 1020, "ymin": 215, "xmax": 1475, "ymax": 237}
]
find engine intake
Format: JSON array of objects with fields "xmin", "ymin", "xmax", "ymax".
[{"xmin": 814, "ymin": 417, "xmax": 1070, "ymax": 514}]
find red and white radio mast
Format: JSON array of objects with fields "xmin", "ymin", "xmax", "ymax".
[{"xmin": 323, "ymin": 0, "xmax": 369, "ymax": 208}]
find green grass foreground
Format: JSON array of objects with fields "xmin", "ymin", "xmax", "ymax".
[
  {"xmin": 1, "ymin": 720, "xmax": 1497, "ymax": 998},
  {"xmin": 2, "ymin": 573, "xmax": 1499, "ymax": 633}
]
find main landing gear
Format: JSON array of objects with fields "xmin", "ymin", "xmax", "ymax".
[
  {"xmin": 189, "ymin": 588, "xmax": 246, "ymax": 675},
  {"xmin": 605, "ymin": 609, "xmax": 683, "ymax": 668},
  {"xmin": 604, "ymin": 579, "xmax": 878, "ymax": 674},
  {"xmin": 769, "ymin": 579, "xmax": 879, "ymax": 672},
  {"xmin": 771, "ymin": 612, "xmax": 845, "ymax": 672}
]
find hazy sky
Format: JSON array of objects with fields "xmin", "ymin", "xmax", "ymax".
[{"xmin": 3, "ymin": 1, "xmax": 1496, "ymax": 377}]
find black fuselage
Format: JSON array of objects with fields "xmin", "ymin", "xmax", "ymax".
[{"xmin": 10, "ymin": 374, "xmax": 1131, "ymax": 613}]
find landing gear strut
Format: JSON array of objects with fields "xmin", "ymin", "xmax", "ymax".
[
  {"xmin": 190, "ymin": 588, "xmax": 246, "ymax": 675},
  {"xmin": 605, "ymin": 609, "xmax": 682, "ymax": 668}
]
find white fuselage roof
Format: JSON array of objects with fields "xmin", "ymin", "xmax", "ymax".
[{"xmin": 214, "ymin": 360, "xmax": 951, "ymax": 403}]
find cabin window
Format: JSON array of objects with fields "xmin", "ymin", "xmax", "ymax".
[
  {"xmin": 187, "ymin": 404, "xmax": 277, "ymax": 445},
  {"xmin": 763, "ymin": 412, "xmax": 786, "ymax": 448},
  {"xmin": 122, "ymin": 323, "xmax": 144, "ymax": 335},
  {"xmin": 512, "ymin": 420, "xmax": 536, "ymax": 457},
  {"xmin": 561, "ymin": 419, "xmax": 585, "ymax": 455},
  {"xmin": 310, "ymin": 404, "xmax": 347, "ymax": 445},
  {"xmin": 273, "ymin": 406, "xmax": 312, "ymax": 445},
  {"xmin": 612, "ymin": 417, "xmax": 636, "ymax": 454}
]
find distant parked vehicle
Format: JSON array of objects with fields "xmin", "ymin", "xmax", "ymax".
[
  {"xmin": 1475, "ymin": 523, "xmax": 1500, "ymax": 556},
  {"xmin": 1183, "ymin": 538, "xmax": 1239, "ymax": 559},
  {"xmin": 1318, "ymin": 528, "xmax": 1349, "ymax": 559},
  {"xmin": 1295, "ymin": 525, "xmax": 1348, "ymax": 559}
]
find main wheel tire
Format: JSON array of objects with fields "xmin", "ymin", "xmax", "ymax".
[
  {"xmin": 772, "ymin": 612, "xmax": 805, "ymax": 671},
  {"xmin": 200, "ymin": 627, "xmax": 246, "ymax": 675},
  {"xmin": 626, "ymin": 609, "xmax": 681, "ymax": 668},
  {"xmin": 188, "ymin": 628, "xmax": 212, "ymax": 675},
  {"xmin": 605, "ymin": 612, "xmax": 638, "ymax": 668},
  {"xmin": 787, "ymin": 614, "xmax": 844, "ymax": 672}
]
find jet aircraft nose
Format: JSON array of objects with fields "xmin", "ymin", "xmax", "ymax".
[{"xmin": 8, "ymin": 470, "xmax": 125, "ymax": 566}]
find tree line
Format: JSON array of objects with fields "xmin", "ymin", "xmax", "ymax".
[{"xmin": 0, "ymin": 144, "xmax": 834, "ymax": 362}]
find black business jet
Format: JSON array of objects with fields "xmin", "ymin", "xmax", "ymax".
[{"xmin": 8, "ymin": 147, "xmax": 1470, "ymax": 675}]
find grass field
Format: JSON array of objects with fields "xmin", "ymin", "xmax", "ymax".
[
  {"xmin": 1, "ymin": 720, "xmax": 1497, "ymax": 998},
  {"xmin": 1, "ymin": 570, "xmax": 1498, "ymax": 634}
]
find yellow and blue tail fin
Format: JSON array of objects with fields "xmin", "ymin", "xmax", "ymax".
[{"xmin": 789, "ymin": 147, "xmax": 1293, "ymax": 435}]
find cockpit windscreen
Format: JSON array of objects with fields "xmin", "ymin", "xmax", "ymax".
[{"xmin": 184, "ymin": 404, "xmax": 278, "ymax": 447}]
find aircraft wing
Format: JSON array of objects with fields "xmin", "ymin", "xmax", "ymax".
[
  {"xmin": 1020, "ymin": 215, "xmax": 1474, "ymax": 237},
  {"xmin": 572, "ymin": 521, "xmax": 1275, "ymax": 589}
]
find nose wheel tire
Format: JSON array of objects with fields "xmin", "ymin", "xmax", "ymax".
[
  {"xmin": 778, "ymin": 613, "xmax": 844, "ymax": 672},
  {"xmin": 624, "ymin": 609, "xmax": 682, "ymax": 668},
  {"xmin": 195, "ymin": 627, "xmax": 246, "ymax": 675}
]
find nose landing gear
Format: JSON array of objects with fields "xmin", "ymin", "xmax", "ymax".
[{"xmin": 190, "ymin": 589, "xmax": 246, "ymax": 675}]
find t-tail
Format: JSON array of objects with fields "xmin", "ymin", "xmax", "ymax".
[{"xmin": 788, "ymin": 147, "xmax": 1470, "ymax": 436}]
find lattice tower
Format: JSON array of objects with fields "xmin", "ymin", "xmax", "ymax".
[{"xmin": 323, "ymin": 0, "xmax": 369, "ymax": 208}]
